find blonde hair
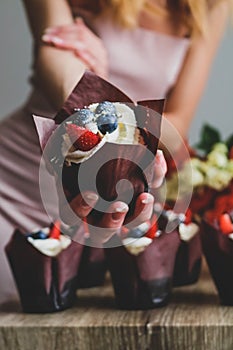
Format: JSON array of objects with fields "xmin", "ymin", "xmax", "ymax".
[{"xmin": 99, "ymin": 0, "xmax": 229, "ymax": 36}]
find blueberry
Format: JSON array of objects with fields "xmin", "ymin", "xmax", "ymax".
[
  {"xmin": 127, "ymin": 222, "xmax": 150, "ymax": 238},
  {"xmin": 30, "ymin": 230, "xmax": 48, "ymax": 240},
  {"xmin": 72, "ymin": 108, "xmax": 94, "ymax": 127},
  {"xmin": 95, "ymin": 101, "xmax": 117, "ymax": 115},
  {"xmin": 127, "ymin": 227, "xmax": 145, "ymax": 239},
  {"xmin": 97, "ymin": 113, "xmax": 118, "ymax": 134}
]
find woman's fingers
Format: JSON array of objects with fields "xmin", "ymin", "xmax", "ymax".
[
  {"xmin": 42, "ymin": 20, "xmax": 108, "ymax": 79},
  {"xmin": 151, "ymin": 150, "xmax": 167, "ymax": 188},
  {"xmin": 70, "ymin": 192, "xmax": 99, "ymax": 218},
  {"xmin": 59, "ymin": 191, "xmax": 98, "ymax": 225},
  {"xmin": 99, "ymin": 202, "xmax": 129, "ymax": 229},
  {"xmin": 88, "ymin": 201, "xmax": 129, "ymax": 245},
  {"xmin": 124, "ymin": 193, "xmax": 154, "ymax": 227}
]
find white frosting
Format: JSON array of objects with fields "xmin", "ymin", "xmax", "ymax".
[
  {"xmin": 228, "ymin": 233, "xmax": 233, "ymax": 240},
  {"xmin": 62, "ymin": 132, "xmax": 107, "ymax": 165},
  {"xmin": 63, "ymin": 103, "xmax": 139, "ymax": 165},
  {"xmin": 31, "ymin": 227, "xmax": 50, "ymax": 235},
  {"xmin": 28, "ymin": 235, "xmax": 71, "ymax": 257},
  {"xmin": 122, "ymin": 237, "xmax": 153, "ymax": 255},
  {"xmin": 179, "ymin": 222, "xmax": 199, "ymax": 242}
]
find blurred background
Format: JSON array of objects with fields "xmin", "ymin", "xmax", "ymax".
[{"xmin": 0, "ymin": 1, "xmax": 232, "ymax": 144}]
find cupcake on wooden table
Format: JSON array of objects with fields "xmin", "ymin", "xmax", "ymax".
[
  {"xmin": 5, "ymin": 222, "xmax": 85, "ymax": 313},
  {"xmin": 105, "ymin": 205, "xmax": 181, "ymax": 309}
]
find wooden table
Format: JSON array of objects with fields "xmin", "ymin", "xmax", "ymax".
[{"xmin": 0, "ymin": 259, "xmax": 232, "ymax": 350}]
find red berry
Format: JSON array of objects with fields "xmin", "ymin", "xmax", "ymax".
[
  {"xmin": 66, "ymin": 124, "xmax": 100, "ymax": 151},
  {"xmin": 215, "ymin": 194, "xmax": 233, "ymax": 216},
  {"xmin": 49, "ymin": 221, "xmax": 61, "ymax": 239},
  {"xmin": 219, "ymin": 213, "xmax": 233, "ymax": 235},
  {"xmin": 184, "ymin": 208, "xmax": 192, "ymax": 224},
  {"xmin": 145, "ymin": 215, "xmax": 158, "ymax": 239}
]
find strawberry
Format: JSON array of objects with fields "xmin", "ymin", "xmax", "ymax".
[
  {"xmin": 145, "ymin": 215, "xmax": 158, "ymax": 239},
  {"xmin": 66, "ymin": 124, "xmax": 100, "ymax": 151},
  {"xmin": 184, "ymin": 208, "xmax": 192, "ymax": 225},
  {"xmin": 219, "ymin": 213, "xmax": 233, "ymax": 235},
  {"xmin": 49, "ymin": 221, "xmax": 61, "ymax": 239}
]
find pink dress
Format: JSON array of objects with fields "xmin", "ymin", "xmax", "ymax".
[{"xmin": 0, "ymin": 6, "xmax": 190, "ymax": 305}]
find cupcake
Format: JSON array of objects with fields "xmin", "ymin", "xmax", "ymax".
[
  {"xmin": 161, "ymin": 167, "xmax": 203, "ymax": 289},
  {"xmin": 5, "ymin": 222, "xmax": 85, "ymax": 313},
  {"xmin": 190, "ymin": 124, "xmax": 233, "ymax": 304},
  {"xmin": 201, "ymin": 188, "xmax": 233, "ymax": 305},
  {"xmin": 105, "ymin": 209, "xmax": 181, "ymax": 309},
  {"xmin": 162, "ymin": 124, "xmax": 233, "ymax": 287},
  {"xmin": 172, "ymin": 208, "xmax": 202, "ymax": 286},
  {"xmin": 34, "ymin": 71, "xmax": 164, "ymax": 224}
]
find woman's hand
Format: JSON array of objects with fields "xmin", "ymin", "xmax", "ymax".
[
  {"xmin": 42, "ymin": 18, "xmax": 109, "ymax": 79},
  {"xmin": 151, "ymin": 149, "xmax": 167, "ymax": 188},
  {"xmin": 57, "ymin": 150, "xmax": 166, "ymax": 244},
  {"xmin": 59, "ymin": 190, "xmax": 154, "ymax": 245}
]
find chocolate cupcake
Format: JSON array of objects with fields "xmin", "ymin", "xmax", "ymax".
[
  {"xmin": 173, "ymin": 225, "xmax": 202, "ymax": 287},
  {"xmin": 172, "ymin": 207, "xmax": 202, "ymax": 286},
  {"xmin": 5, "ymin": 223, "xmax": 85, "ymax": 313},
  {"xmin": 201, "ymin": 199, "xmax": 233, "ymax": 305},
  {"xmin": 34, "ymin": 71, "xmax": 164, "ymax": 224},
  {"xmin": 105, "ymin": 220, "xmax": 180, "ymax": 309}
]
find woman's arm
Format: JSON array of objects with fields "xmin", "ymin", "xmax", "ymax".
[
  {"xmin": 162, "ymin": 0, "xmax": 229, "ymax": 149},
  {"xmin": 22, "ymin": 0, "xmax": 85, "ymax": 109}
]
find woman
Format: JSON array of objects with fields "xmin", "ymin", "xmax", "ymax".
[{"xmin": 0, "ymin": 0, "xmax": 230, "ymax": 305}]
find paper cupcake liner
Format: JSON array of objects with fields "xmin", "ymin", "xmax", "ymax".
[
  {"xmin": 105, "ymin": 230, "xmax": 180, "ymax": 309},
  {"xmin": 201, "ymin": 220, "xmax": 233, "ymax": 306},
  {"xmin": 5, "ymin": 228, "xmax": 85, "ymax": 313},
  {"xmin": 34, "ymin": 71, "xmax": 164, "ymax": 222},
  {"xmin": 76, "ymin": 239, "xmax": 107, "ymax": 289},
  {"xmin": 173, "ymin": 232, "xmax": 202, "ymax": 287}
]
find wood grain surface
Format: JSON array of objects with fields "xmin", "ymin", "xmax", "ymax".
[{"xmin": 0, "ymin": 259, "xmax": 232, "ymax": 350}]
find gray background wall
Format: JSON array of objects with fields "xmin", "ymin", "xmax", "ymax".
[{"xmin": 0, "ymin": 1, "xmax": 232, "ymax": 144}]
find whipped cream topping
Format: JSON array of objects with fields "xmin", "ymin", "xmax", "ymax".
[
  {"xmin": 27, "ymin": 235, "xmax": 71, "ymax": 257},
  {"xmin": 62, "ymin": 102, "xmax": 140, "ymax": 165},
  {"xmin": 178, "ymin": 222, "xmax": 199, "ymax": 242},
  {"xmin": 122, "ymin": 237, "xmax": 153, "ymax": 255},
  {"xmin": 228, "ymin": 233, "xmax": 233, "ymax": 240}
]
